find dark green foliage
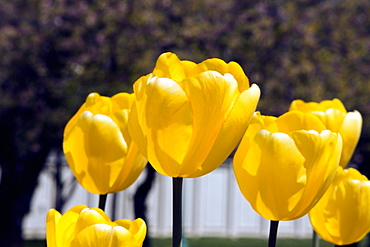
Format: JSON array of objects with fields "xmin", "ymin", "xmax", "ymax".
[{"xmin": 1, "ymin": 0, "xmax": 369, "ymax": 126}]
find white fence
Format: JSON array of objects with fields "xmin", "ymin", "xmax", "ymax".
[{"xmin": 22, "ymin": 152, "xmax": 314, "ymax": 240}]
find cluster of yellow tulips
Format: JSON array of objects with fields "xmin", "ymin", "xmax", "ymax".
[{"xmin": 46, "ymin": 52, "xmax": 369, "ymax": 247}]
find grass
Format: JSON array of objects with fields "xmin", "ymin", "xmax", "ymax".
[
  {"xmin": 24, "ymin": 238, "xmax": 369, "ymax": 247},
  {"xmin": 152, "ymin": 238, "xmax": 334, "ymax": 247}
]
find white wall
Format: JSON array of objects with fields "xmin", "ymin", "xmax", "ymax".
[{"xmin": 22, "ymin": 153, "xmax": 314, "ymax": 240}]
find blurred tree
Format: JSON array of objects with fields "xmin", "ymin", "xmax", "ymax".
[{"xmin": 0, "ymin": 0, "xmax": 370, "ymax": 246}]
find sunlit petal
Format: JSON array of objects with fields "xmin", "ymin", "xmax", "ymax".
[
  {"xmin": 73, "ymin": 224, "xmax": 134, "ymax": 247},
  {"xmin": 145, "ymin": 76, "xmax": 192, "ymax": 177},
  {"xmin": 63, "ymin": 92, "xmax": 146, "ymax": 194},
  {"xmin": 190, "ymin": 83, "xmax": 260, "ymax": 178},
  {"xmin": 75, "ymin": 208, "xmax": 112, "ymax": 236},
  {"xmin": 46, "ymin": 206, "xmax": 146, "ymax": 247},
  {"xmin": 338, "ymin": 110, "xmax": 362, "ymax": 167},
  {"xmin": 289, "ymin": 98, "xmax": 362, "ymax": 168},
  {"xmin": 310, "ymin": 168, "xmax": 370, "ymax": 245},
  {"xmin": 46, "ymin": 209, "xmax": 61, "ymax": 247},
  {"xmin": 177, "ymin": 72, "xmax": 240, "ymax": 175}
]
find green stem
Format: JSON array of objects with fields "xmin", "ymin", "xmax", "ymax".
[
  {"xmin": 312, "ymin": 230, "xmax": 319, "ymax": 247},
  {"xmin": 268, "ymin": 220, "xmax": 279, "ymax": 247},
  {"xmin": 172, "ymin": 177, "xmax": 183, "ymax": 247},
  {"xmin": 99, "ymin": 194, "xmax": 108, "ymax": 211}
]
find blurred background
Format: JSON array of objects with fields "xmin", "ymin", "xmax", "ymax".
[{"xmin": 1, "ymin": 0, "xmax": 370, "ymax": 246}]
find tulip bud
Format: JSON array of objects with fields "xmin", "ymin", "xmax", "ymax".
[
  {"xmin": 309, "ymin": 167, "xmax": 370, "ymax": 245},
  {"xmin": 63, "ymin": 92, "xmax": 147, "ymax": 194},
  {"xmin": 46, "ymin": 205, "xmax": 147, "ymax": 247},
  {"xmin": 129, "ymin": 52, "xmax": 260, "ymax": 178},
  {"xmin": 233, "ymin": 111, "xmax": 342, "ymax": 221},
  {"xmin": 289, "ymin": 98, "xmax": 362, "ymax": 168}
]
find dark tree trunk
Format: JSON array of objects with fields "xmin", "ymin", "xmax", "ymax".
[
  {"xmin": 0, "ymin": 148, "xmax": 50, "ymax": 247},
  {"xmin": 0, "ymin": 107, "xmax": 52, "ymax": 246},
  {"xmin": 134, "ymin": 164, "xmax": 156, "ymax": 247}
]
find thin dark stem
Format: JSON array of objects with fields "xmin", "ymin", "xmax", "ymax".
[
  {"xmin": 172, "ymin": 177, "xmax": 183, "ymax": 247},
  {"xmin": 268, "ymin": 220, "xmax": 279, "ymax": 247},
  {"xmin": 99, "ymin": 194, "xmax": 108, "ymax": 211},
  {"xmin": 312, "ymin": 230, "xmax": 319, "ymax": 247}
]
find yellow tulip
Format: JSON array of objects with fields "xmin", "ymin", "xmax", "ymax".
[
  {"xmin": 63, "ymin": 92, "xmax": 147, "ymax": 194},
  {"xmin": 309, "ymin": 167, "xmax": 370, "ymax": 245},
  {"xmin": 46, "ymin": 205, "xmax": 147, "ymax": 247},
  {"xmin": 233, "ymin": 111, "xmax": 342, "ymax": 221},
  {"xmin": 289, "ymin": 98, "xmax": 362, "ymax": 168},
  {"xmin": 128, "ymin": 52, "xmax": 260, "ymax": 178}
]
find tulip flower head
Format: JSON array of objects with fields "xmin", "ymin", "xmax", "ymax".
[
  {"xmin": 46, "ymin": 205, "xmax": 147, "ymax": 247},
  {"xmin": 128, "ymin": 52, "xmax": 260, "ymax": 178},
  {"xmin": 289, "ymin": 98, "xmax": 362, "ymax": 168},
  {"xmin": 309, "ymin": 167, "xmax": 370, "ymax": 245},
  {"xmin": 63, "ymin": 92, "xmax": 147, "ymax": 194},
  {"xmin": 233, "ymin": 111, "xmax": 342, "ymax": 221}
]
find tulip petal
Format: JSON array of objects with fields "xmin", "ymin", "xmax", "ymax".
[
  {"xmin": 82, "ymin": 112, "xmax": 127, "ymax": 162},
  {"xmin": 271, "ymin": 111, "xmax": 326, "ymax": 133},
  {"xmin": 289, "ymin": 98, "xmax": 361, "ymax": 168},
  {"xmin": 198, "ymin": 58, "xmax": 229, "ymax": 75},
  {"xmin": 85, "ymin": 118, "xmax": 128, "ymax": 189},
  {"xmin": 46, "ymin": 209, "xmax": 62, "ymax": 247},
  {"xmin": 153, "ymin": 52, "xmax": 188, "ymax": 82},
  {"xmin": 288, "ymin": 130, "xmax": 341, "ymax": 218},
  {"xmin": 236, "ymin": 130, "xmax": 306, "ymax": 220},
  {"xmin": 310, "ymin": 168, "xmax": 370, "ymax": 245},
  {"xmin": 233, "ymin": 128, "xmax": 264, "ymax": 215},
  {"xmin": 309, "ymin": 183, "xmax": 332, "ymax": 241},
  {"xmin": 55, "ymin": 205, "xmax": 87, "ymax": 247},
  {"xmin": 111, "ymin": 92, "xmax": 134, "ymax": 111},
  {"xmin": 189, "ymin": 83, "xmax": 260, "ymax": 178},
  {"xmin": 177, "ymin": 72, "xmax": 242, "ymax": 176},
  {"xmin": 227, "ymin": 62, "xmax": 250, "ymax": 92},
  {"xmin": 197, "ymin": 59, "xmax": 250, "ymax": 92},
  {"xmin": 75, "ymin": 208, "xmax": 112, "ymax": 236},
  {"xmin": 63, "ymin": 118, "xmax": 96, "ymax": 193},
  {"xmin": 108, "ymin": 226, "xmax": 137, "ymax": 247},
  {"xmin": 73, "ymin": 224, "xmax": 134, "ymax": 247},
  {"xmin": 330, "ymin": 179, "xmax": 370, "ymax": 244},
  {"xmin": 63, "ymin": 93, "xmax": 112, "ymax": 137},
  {"xmin": 289, "ymin": 99, "xmax": 346, "ymax": 132},
  {"xmin": 321, "ymin": 98, "xmax": 347, "ymax": 112},
  {"xmin": 233, "ymin": 112, "xmax": 266, "ymax": 168},
  {"xmin": 257, "ymin": 131, "xmax": 307, "ymax": 220},
  {"xmin": 64, "ymin": 111, "xmax": 128, "ymax": 194},
  {"xmin": 144, "ymin": 76, "xmax": 193, "ymax": 177},
  {"xmin": 64, "ymin": 114, "xmax": 89, "ymax": 186},
  {"xmin": 115, "ymin": 218, "xmax": 147, "ymax": 244},
  {"xmin": 338, "ymin": 110, "xmax": 362, "ymax": 167},
  {"xmin": 111, "ymin": 109, "xmax": 131, "ymax": 145},
  {"xmin": 109, "ymin": 143, "xmax": 147, "ymax": 192},
  {"xmin": 289, "ymin": 98, "xmax": 346, "ymax": 113},
  {"xmin": 128, "ymin": 92, "xmax": 148, "ymax": 158},
  {"xmin": 110, "ymin": 92, "xmax": 134, "ymax": 144}
]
